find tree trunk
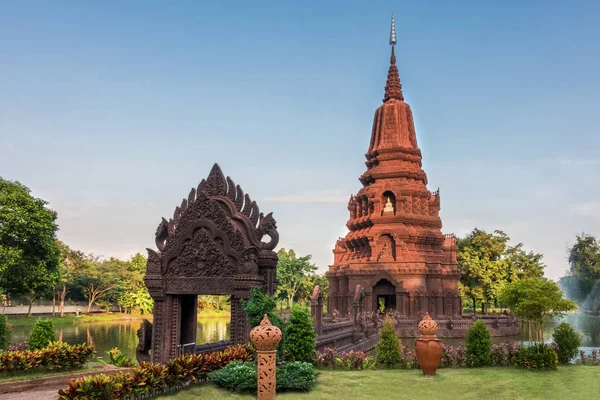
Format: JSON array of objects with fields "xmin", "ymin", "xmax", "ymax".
[
  {"xmin": 52, "ymin": 289, "xmax": 56, "ymax": 317},
  {"xmin": 88, "ymin": 297, "xmax": 93, "ymax": 313},
  {"xmin": 472, "ymin": 297, "xmax": 476, "ymax": 312},
  {"xmin": 481, "ymin": 302, "xmax": 485, "ymax": 314},
  {"xmin": 59, "ymin": 285, "xmax": 67, "ymax": 318},
  {"xmin": 27, "ymin": 298, "xmax": 34, "ymax": 318}
]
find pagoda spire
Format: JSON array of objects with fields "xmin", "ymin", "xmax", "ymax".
[{"xmin": 383, "ymin": 13, "xmax": 404, "ymax": 103}]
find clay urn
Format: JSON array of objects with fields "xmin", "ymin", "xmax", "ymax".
[
  {"xmin": 250, "ymin": 314, "xmax": 282, "ymax": 352},
  {"xmin": 414, "ymin": 312, "xmax": 443, "ymax": 376}
]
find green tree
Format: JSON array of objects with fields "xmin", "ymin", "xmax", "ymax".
[
  {"xmin": 56, "ymin": 241, "xmax": 88, "ymax": 317},
  {"xmin": 563, "ymin": 233, "xmax": 600, "ymax": 311},
  {"xmin": 457, "ymin": 229, "xmax": 510, "ymax": 313},
  {"xmin": 283, "ymin": 305, "xmax": 316, "ymax": 363},
  {"xmin": 0, "ymin": 178, "xmax": 61, "ymax": 317},
  {"xmin": 457, "ymin": 228, "xmax": 545, "ymax": 314},
  {"xmin": 276, "ymin": 249, "xmax": 318, "ymax": 309},
  {"xmin": 74, "ymin": 256, "xmax": 120, "ymax": 313},
  {"xmin": 501, "ymin": 278, "xmax": 577, "ymax": 344}
]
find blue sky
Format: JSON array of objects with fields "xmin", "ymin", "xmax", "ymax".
[{"xmin": 1, "ymin": 1, "xmax": 599, "ymax": 280}]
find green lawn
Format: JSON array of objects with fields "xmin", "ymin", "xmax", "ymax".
[
  {"xmin": 159, "ymin": 366, "xmax": 599, "ymax": 400},
  {"xmin": 0, "ymin": 361, "xmax": 103, "ymax": 382}
]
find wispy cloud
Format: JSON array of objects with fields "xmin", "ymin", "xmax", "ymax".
[
  {"xmin": 264, "ymin": 189, "xmax": 349, "ymax": 204},
  {"xmin": 558, "ymin": 159, "xmax": 600, "ymax": 166},
  {"xmin": 567, "ymin": 202, "xmax": 600, "ymax": 219}
]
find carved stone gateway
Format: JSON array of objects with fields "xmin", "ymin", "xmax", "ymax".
[{"xmin": 141, "ymin": 163, "xmax": 279, "ymax": 364}]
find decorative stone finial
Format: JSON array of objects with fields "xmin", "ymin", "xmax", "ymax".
[
  {"xmin": 250, "ymin": 314, "xmax": 282, "ymax": 352},
  {"xmin": 383, "ymin": 14, "xmax": 403, "ymax": 103},
  {"xmin": 250, "ymin": 314, "xmax": 282, "ymax": 400},
  {"xmin": 389, "ymin": 13, "xmax": 396, "ymax": 46},
  {"xmin": 418, "ymin": 312, "xmax": 438, "ymax": 336}
]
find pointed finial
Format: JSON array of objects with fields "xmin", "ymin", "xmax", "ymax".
[
  {"xmin": 389, "ymin": 13, "xmax": 397, "ymax": 46},
  {"xmin": 383, "ymin": 13, "xmax": 404, "ymax": 103}
]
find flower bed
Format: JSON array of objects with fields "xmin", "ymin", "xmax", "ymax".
[
  {"xmin": 0, "ymin": 341, "xmax": 95, "ymax": 374},
  {"xmin": 57, "ymin": 344, "xmax": 254, "ymax": 400}
]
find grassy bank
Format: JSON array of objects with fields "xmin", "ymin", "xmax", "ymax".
[
  {"xmin": 7, "ymin": 310, "xmax": 231, "ymax": 328},
  {"xmin": 7, "ymin": 313, "xmax": 149, "ymax": 328},
  {"xmin": 158, "ymin": 366, "xmax": 599, "ymax": 400}
]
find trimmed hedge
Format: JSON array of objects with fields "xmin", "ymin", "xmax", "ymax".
[
  {"xmin": 0, "ymin": 314, "xmax": 9, "ymax": 350},
  {"xmin": 375, "ymin": 318, "xmax": 402, "ymax": 367},
  {"xmin": 283, "ymin": 305, "xmax": 316, "ymax": 363},
  {"xmin": 515, "ymin": 344, "xmax": 558, "ymax": 370},
  {"xmin": 57, "ymin": 344, "xmax": 254, "ymax": 400},
  {"xmin": 211, "ymin": 360, "xmax": 317, "ymax": 393},
  {"xmin": 0, "ymin": 341, "xmax": 95, "ymax": 373}
]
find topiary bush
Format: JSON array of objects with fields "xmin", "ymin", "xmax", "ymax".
[
  {"xmin": 515, "ymin": 344, "xmax": 558, "ymax": 370},
  {"xmin": 210, "ymin": 361, "xmax": 317, "ymax": 393},
  {"xmin": 375, "ymin": 317, "xmax": 402, "ymax": 367},
  {"xmin": 0, "ymin": 314, "xmax": 10, "ymax": 350},
  {"xmin": 465, "ymin": 319, "xmax": 491, "ymax": 367},
  {"xmin": 284, "ymin": 305, "xmax": 316, "ymax": 363},
  {"xmin": 552, "ymin": 322, "xmax": 581, "ymax": 364},
  {"xmin": 28, "ymin": 318, "xmax": 56, "ymax": 350}
]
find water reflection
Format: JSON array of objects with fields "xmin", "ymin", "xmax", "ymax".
[{"xmin": 11, "ymin": 317, "xmax": 230, "ymax": 361}]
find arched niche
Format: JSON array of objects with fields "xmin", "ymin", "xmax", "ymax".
[
  {"xmin": 381, "ymin": 190, "xmax": 396, "ymax": 215},
  {"xmin": 377, "ymin": 233, "xmax": 396, "ymax": 262}
]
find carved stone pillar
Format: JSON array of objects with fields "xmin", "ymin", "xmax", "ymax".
[
  {"xmin": 250, "ymin": 315, "xmax": 283, "ymax": 400},
  {"xmin": 397, "ymin": 292, "xmax": 406, "ymax": 317},
  {"xmin": 454, "ymin": 297, "xmax": 462, "ymax": 318},
  {"xmin": 436, "ymin": 296, "xmax": 443, "ymax": 319},
  {"xmin": 150, "ymin": 299, "xmax": 165, "ymax": 363},
  {"xmin": 230, "ymin": 295, "xmax": 249, "ymax": 344}
]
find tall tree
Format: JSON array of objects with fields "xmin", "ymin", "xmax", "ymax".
[
  {"xmin": 74, "ymin": 256, "xmax": 120, "ymax": 313},
  {"xmin": 457, "ymin": 229, "xmax": 509, "ymax": 313},
  {"xmin": 0, "ymin": 178, "xmax": 61, "ymax": 316},
  {"xmin": 564, "ymin": 233, "xmax": 600, "ymax": 311},
  {"xmin": 457, "ymin": 228, "xmax": 545, "ymax": 314},
  {"xmin": 501, "ymin": 278, "xmax": 577, "ymax": 344},
  {"xmin": 276, "ymin": 248, "xmax": 318, "ymax": 309},
  {"xmin": 56, "ymin": 241, "xmax": 88, "ymax": 317}
]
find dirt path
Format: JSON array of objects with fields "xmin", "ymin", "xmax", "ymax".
[{"xmin": 1, "ymin": 386, "xmax": 63, "ymax": 400}]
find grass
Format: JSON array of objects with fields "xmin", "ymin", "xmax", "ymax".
[
  {"xmin": 7, "ymin": 310, "xmax": 230, "ymax": 328},
  {"xmin": 0, "ymin": 361, "xmax": 104, "ymax": 382},
  {"xmin": 157, "ymin": 366, "xmax": 599, "ymax": 400},
  {"xmin": 7, "ymin": 313, "xmax": 150, "ymax": 328}
]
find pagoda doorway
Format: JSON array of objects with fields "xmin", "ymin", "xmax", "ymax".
[{"xmin": 373, "ymin": 278, "xmax": 396, "ymax": 313}]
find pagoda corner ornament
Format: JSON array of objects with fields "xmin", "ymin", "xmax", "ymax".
[
  {"xmin": 250, "ymin": 314, "xmax": 283, "ymax": 400},
  {"xmin": 415, "ymin": 312, "xmax": 443, "ymax": 376}
]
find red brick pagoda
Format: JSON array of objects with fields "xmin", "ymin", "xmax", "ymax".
[{"xmin": 327, "ymin": 16, "xmax": 461, "ymax": 320}]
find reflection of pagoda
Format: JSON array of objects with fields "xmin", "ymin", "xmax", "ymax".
[{"xmin": 327, "ymin": 15, "xmax": 461, "ymax": 320}]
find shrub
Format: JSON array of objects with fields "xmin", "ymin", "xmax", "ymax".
[
  {"xmin": 440, "ymin": 345, "xmax": 471, "ymax": 368},
  {"xmin": 103, "ymin": 347, "xmax": 136, "ymax": 368},
  {"xmin": 515, "ymin": 344, "xmax": 558, "ymax": 370},
  {"xmin": 375, "ymin": 317, "xmax": 402, "ymax": 367},
  {"xmin": 552, "ymin": 322, "xmax": 581, "ymax": 364},
  {"xmin": 0, "ymin": 314, "xmax": 9, "ymax": 350},
  {"xmin": 28, "ymin": 318, "xmax": 56, "ymax": 350},
  {"xmin": 315, "ymin": 348, "xmax": 376, "ymax": 370},
  {"xmin": 277, "ymin": 361, "xmax": 317, "ymax": 392},
  {"xmin": 0, "ymin": 342, "xmax": 95, "ymax": 373},
  {"xmin": 284, "ymin": 305, "xmax": 316, "ymax": 363},
  {"xmin": 58, "ymin": 344, "xmax": 254, "ymax": 399},
  {"xmin": 211, "ymin": 361, "xmax": 317, "ymax": 393},
  {"xmin": 465, "ymin": 320, "xmax": 491, "ymax": 367},
  {"xmin": 7, "ymin": 341, "xmax": 27, "ymax": 352},
  {"xmin": 491, "ymin": 341, "xmax": 521, "ymax": 366}
]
